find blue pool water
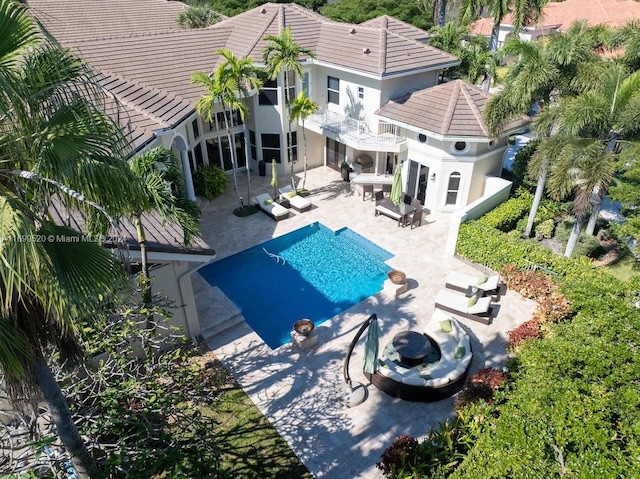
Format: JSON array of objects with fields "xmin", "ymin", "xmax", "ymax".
[{"xmin": 199, "ymin": 222, "xmax": 393, "ymax": 349}]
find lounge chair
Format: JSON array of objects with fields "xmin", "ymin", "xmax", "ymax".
[
  {"xmin": 434, "ymin": 289, "xmax": 494, "ymax": 325},
  {"xmin": 445, "ymin": 271, "xmax": 505, "ymax": 300},
  {"xmin": 256, "ymin": 193, "xmax": 289, "ymax": 221},
  {"xmin": 278, "ymin": 186, "xmax": 312, "ymax": 212}
]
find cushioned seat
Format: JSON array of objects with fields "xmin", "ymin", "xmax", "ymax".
[
  {"xmin": 255, "ymin": 193, "xmax": 289, "ymax": 220},
  {"xmin": 278, "ymin": 186, "xmax": 312, "ymax": 212},
  {"xmin": 434, "ymin": 289, "xmax": 494, "ymax": 324},
  {"xmin": 445, "ymin": 271, "xmax": 504, "ymax": 299}
]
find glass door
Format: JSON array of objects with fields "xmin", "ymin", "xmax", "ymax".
[{"xmin": 408, "ymin": 160, "xmax": 428, "ymax": 205}]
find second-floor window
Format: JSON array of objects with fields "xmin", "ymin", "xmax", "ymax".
[
  {"xmin": 285, "ymin": 71, "xmax": 296, "ymax": 104},
  {"xmin": 261, "ymin": 133, "xmax": 281, "ymax": 163},
  {"xmin": 191, "ymin": 119, "xmax": 200, "ymax": 140},
  {"xmin": 327, "ymin": 76, "xmax": 340, "ymax": 105},
  {"xmin": 259, "ymin": 76, "xmax": 278, "ymax": 106}
]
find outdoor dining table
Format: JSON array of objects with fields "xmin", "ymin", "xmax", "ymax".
[{"xmin": 374, "ymin": 198, "xmax": 416, "ymax": 227}]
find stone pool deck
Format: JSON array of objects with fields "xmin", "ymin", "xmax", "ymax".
[{"xmin": 194, "ymin": 166, "xmax": 537, "ymax": 478}]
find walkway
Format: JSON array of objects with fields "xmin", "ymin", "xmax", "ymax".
[{"xmin": 194, "ymin": 166, "xmax": 537, "ymax": 478}]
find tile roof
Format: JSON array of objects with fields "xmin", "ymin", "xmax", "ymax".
[
  {"xmin": 470, "ymin": 0, "xmax": 640, "ymax": 34},
  {"xmin": 48, "ymin": 200, "xmax": 215, "ymax": 258},
  {"xmin": 28, "ymin": 0, "xmax": 187, "ymax": 43},
  {"xmin": 359, "ymin": 15, "xmax": 432, "ymax": 43},
  {"xmin": 376, "ymin": 79, "xmax": 528, "ymax": 137}
]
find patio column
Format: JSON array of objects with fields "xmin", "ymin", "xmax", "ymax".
[{"xmin": 180, "ymin": 150, "xmax": 196, "ymax": 201}]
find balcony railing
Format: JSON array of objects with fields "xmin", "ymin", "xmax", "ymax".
[{"xmin": 307, "ymin": 107, "xmax": 403, "ymax": 145}]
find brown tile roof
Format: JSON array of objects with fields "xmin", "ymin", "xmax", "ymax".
[
  {"xmin": 470, "ymin": 0, "xmax": 640, "ymax": 34},
  {"xmin": 376, "ymin": 79, "xmax": 528, "ymax": 137},
  {"xmin": 360, "ymin": 15, "xmax": 432, "ymax": 43},
  {"xmin": 28, "ymin": 0, "xmax": 188, "ymax": 43}
]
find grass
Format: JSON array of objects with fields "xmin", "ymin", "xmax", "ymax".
[
  {"xmin": 197, "ymin": 354, "xmax": 313, "ymax": 478},
  {"xmin": 605, "ymin": 248, "xmax": 639, "ymax": 282}
]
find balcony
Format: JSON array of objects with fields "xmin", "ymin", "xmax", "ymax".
[{"xmin": 306, "ymin": 107, "xmax": 404, "ymax": 149}]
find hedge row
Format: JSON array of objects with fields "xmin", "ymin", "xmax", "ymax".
[{"xmin": 450, "ymin": 221, "xmax": 640, "ymax": 478}]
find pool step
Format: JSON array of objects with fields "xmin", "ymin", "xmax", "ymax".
[{"xmin": 193, "ymin": 277, "xmax": 247, "ymax": 344}]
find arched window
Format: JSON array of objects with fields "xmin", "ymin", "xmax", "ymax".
[{"xmin": 445, "ymin": 172, "xmax": 461, "ymax": 206}]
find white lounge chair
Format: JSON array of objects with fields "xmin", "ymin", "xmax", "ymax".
[
  {"xmin": 255, "ymin": 193, "xmax": 289, "ymax": 221},
  {"xmin": 278, "ymin": 185, "xmax": 312, "ymax": 212},
  {"xmin": 434, "ymin": 289, "xmax": 494, "ymax": 325},
  {"xmin": 445, "ymin": 271, "xmax": 505, "ymax": 299}
]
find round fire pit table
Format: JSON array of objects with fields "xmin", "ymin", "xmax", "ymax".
[{"xmin": 392, "ymin": 331, "xmax": 431, "ymax": 367}]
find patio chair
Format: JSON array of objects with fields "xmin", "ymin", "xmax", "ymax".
[
  {"xmin": 409, "ymin": 208, "xmax": 422, "ymax": 229},
  {"xmin": 382, "ymin": 184, "xmax": 392, "ymax": 196},
  {"xmin": 362, "ymin": 184, "xmax": 374, "ymax": 201},
  {"xmin": 374, "ymin": 190, "xmax": 384, "ymax": 205},
  {"xmin": 279, "ymin": 185, "xmax": 312, "ymax": 212},
  {"xmin": 445, "ymin": 271, "xmax": 505, "ymax": 300},
  {"xmin": 255, "ymin": 193, "xmax": 290, "ymax": 221},
  {"xmin": 434, "ymin": 289, "xmax": 494, "ymax": 325}
]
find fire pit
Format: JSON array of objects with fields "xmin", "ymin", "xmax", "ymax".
[
  {"xmin": 293, "ymin": 319, "xmax": 315, "ymax": 336},
  {"xmin": 388, "ymin": 270, "xmax": 407, "ymax": 285}
]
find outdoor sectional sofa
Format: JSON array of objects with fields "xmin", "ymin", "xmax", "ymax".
[
  {"xmin": 365, "ymin": 309, "xmax": 473, "ymax": 402},
  {"xmin": 255, "ymin": 193, "xmax": 289, "ymax": 221}
]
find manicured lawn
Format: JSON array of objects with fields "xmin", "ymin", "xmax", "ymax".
[{"xmin": 198, "ymin": 354, "xmax": 313, "ymax": 478}]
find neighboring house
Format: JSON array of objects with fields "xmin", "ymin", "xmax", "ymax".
[
  {"xmin": 30, "ymin": 0, "xmax": 526, "ymax": 218},
  {"xmin": 470, "ymin": 0, "xmax": 640, "ymax": 47}
]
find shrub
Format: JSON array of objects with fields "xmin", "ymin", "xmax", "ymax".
[
  {"xmin": 192, "ymin": 164, "xmax": 227, "ymax": 199},
  {"xmin": 574, "ymin": 234, "xmax": 603, "ymax": 258},
  {"xmin": 377, "ymin": 435, "xmax": 419, "ymax": 477},
  {"xmin": 535, "ymin": 218, "xmax": 555, "ymax": 239},
  {"xmin": 508, "ymin": 319, "xmax": 543, "ymax": 349},
  {"xmin": 478, "ymin": 189, "xmax": 532, "ymax": 232},
  {"xmin": 457, "ymin": 368, "xmax": 509, "ymax": 408},
  {"xmin": 511, "ymin": 139, "xmax": 539, "ymax": 189}
]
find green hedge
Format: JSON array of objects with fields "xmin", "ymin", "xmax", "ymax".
[
  {"xmin": 450, "ymin": 221, "xmax": 640, "ymax": 478},
  {"xmin": 477, "ymin": 189, "xmax": 532, "ymax": 232}
]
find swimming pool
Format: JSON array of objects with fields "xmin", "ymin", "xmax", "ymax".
[{"xmin": 199, "ymin": 222, "xmax": 393, "ymax": 349}]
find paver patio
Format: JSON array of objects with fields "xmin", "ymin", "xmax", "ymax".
[{"xmin": 194, "ymin": 166, "xmax": 537, "ymax": 478}]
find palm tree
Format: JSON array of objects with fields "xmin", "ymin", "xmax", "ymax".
[
  {"xmin": 289, "ymin": 91, "xmax": 319, "ymax": 191},
  {"xmin": 192, "ymin": 49, "xmax": 262, "ymax": 209},
  {"xmin": 262, "ymin": 27, "xmax": 316, "ymax": 190},
  {"xmin": 128, "ymin": 146, "xmax": 201, "ymax": 309},
  {"xmin": 0, "ymin": 0, "xmax": 145, "ymax": 475},
  {"xmin": 177, "ymin": 5, "xmax": 221, "ymax": 29},
  {"xmin": 462, "ymin": 0, "xmax": 550, "ymax": 90},
  {"xmin": 484, "ymin": 23, "xmax": 603, "ymax": 237},
  {"xmin": 534, "ymin": 63, "xmax": 640, "ymax": 255}
]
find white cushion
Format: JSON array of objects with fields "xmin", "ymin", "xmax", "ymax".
[
  {"xmin": 431, "ymin": 377, "xmax": 450, "ymax": 387},
  {"xmin": 402, "ymin": 376, "xmax": 427, "ymax": 386},
  {"xmin": 378, "ymin": 367, "xmax": 402, "ymax": 381}
]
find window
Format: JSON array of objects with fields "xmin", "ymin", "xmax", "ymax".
[
  {"xmin": 301, "ymin": 71, "xmax": 310, "ymax": 97},
  {"xmin": 217, "ymin": 111, "xmax": 231, "ymax": 128},
  {"xmin": 259, "ymin": 75, "xmax": 278, "ymax": 105},
  {"xmin": 358, "ymin": 86, "xmax": 364, "ymax": 99},
  {"xmin": 445, "ymin": 172, "xmax": 461, "ymax": 206},
  {"xmin": 286, "ymin": 131, "xmax": 298, "ymax": 164},
  {"xmin": 234, "ymin": 132, "xmax": 246, "ymax": 168},
  {"xmin": 285, "ymin": 71, "xmax": 296, "ymax": 104},
  {"xmin": 249, "ymin": 130, "xmax": 257, "ymax": 161},
  {"xmin": 205, "ymin": 138, "xmax": 220, "ymax": 168},
  {"xmin": 327, "ymin": 76, "xmax": 340, "ymax": 105},
  {"xmin": 193, "ymin": 143, "xmax": 204, "ymax": 169},
  {"xmin": 454, "ymin": 141, "xmax": 467, "ymax": 152},
  {"xmin": 326, "ymin": 138, "xmax": 346, "ymax": 169},
  {"xmin": 191, "ymin": 119, "xmax": 200, "ymax": 140},
  {"xmin": 261, "ymin": 133, "xmax": 281, "ymax": 163}
]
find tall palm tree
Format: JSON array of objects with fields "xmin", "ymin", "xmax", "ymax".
[
  {"xmin": 533, "ymin": 63, "xmax": 640, "ymax": 255},
  {"xmin": 462, "ymin": 0, "xmax": 550, "ymax": 90},
  {"xmin": 0, "ymin": 0, "xmax": 145, "ymax": 475},
  {"xmin": 192, "ymin": 49, "xmax": 262, "ymax": 209},
  {"xmin": 289, "ymin": 91, "xmax": 318, "ymax": 191},
  {"xmin": 484, "ymin": 23, "xmax": 603, "ymax": 237},
  {"xmin": 177, "ymin": 5, "xmax": 221, "ymax": 29},
  {"xmin": 262, "ymin": 27, "xmax": 316, "ymax": 190},
  {"xmin": 128, "ymin": 146, "xmax": 201, "ymax": 308}
]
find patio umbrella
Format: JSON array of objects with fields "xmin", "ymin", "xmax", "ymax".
[
  {"xmin": 362, "ymin": 315, "xmax": 381, "ymax": 374},
  {"xmin": 390, "ymin": 165, "xmax": 403, "ymax": 205},
  {"xmin": 270, "ymin": 159, "xmax": 278, "ymax": 198}
]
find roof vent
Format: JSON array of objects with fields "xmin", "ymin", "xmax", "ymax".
[
  {"xmin": 260, "ymin": 7, "xmax": 267, "ymax": 13},
  {"xmin": 363, "ymin": 47, "xmax": 370, "ymax": 54},
  {"xmin": 350, "ymin": 28, "xmax": 356, "ymax": 34}
]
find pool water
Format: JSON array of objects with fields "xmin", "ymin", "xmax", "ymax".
[{"xmin": 199, "ymin": 222, "xmax": 393, "ymax": 349}]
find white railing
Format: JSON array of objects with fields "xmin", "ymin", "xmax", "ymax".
[{"xmin": 307, "ymin": 107, "xmax": 403, "ymax": 145}]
